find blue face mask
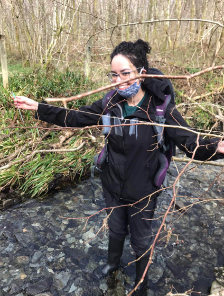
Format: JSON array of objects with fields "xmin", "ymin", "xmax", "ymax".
[
  {"xmin": 116, "ymin": 81, "xmax": 141, "ymax": 99},
  {"xmin": 115, "ymin": 67, "xmax": 144, "ymax": 99}
]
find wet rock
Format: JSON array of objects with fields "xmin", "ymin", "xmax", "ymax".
[
  {"xmin": 214, "ymin": 229, "xmax": 223, "ymax": 236},
  {"xmin": 148, "ymin": 264, "xmax": 164, "ymax": 283},
  {"xmin": 63, "ymin": 246, "xmax": 90, "ymax": 267},
  {"xmin": 1, "ymin": 230, "xmax": 17, "ymax": 242},
  {"xmin": 99, "ymin": 283, "xmax": 108, "ymax": 292},
  {"xmin": 2, "ymin": 199, "xmax": 15, "ymax": 209},
  {"xmin": 68, "ymin": 283, "xmax": 77, "ymax": 293},
  {"xmin": 25, "ymin": 278, "xmax": 53, "ymax": 295},
  {"xmin": 31, "ymin": 251, "xmax": 43, "ymax": 264},
  {"xmin": 0, "ymin": 190, "xmax": 23, "ymax": 210},
  {"xmin": 16, "ymin": 256, "xmax": 29, "ymax": 264},
  {"xmin": 73, "ymin": 288, "xmax": 83, "ymax": 295},
  {"xmin": 67, "ymin": 237, "xmax": 76, "ymax": 244},
  {"xmin": 3, "ymin": 242, "xmax": 15, "ymax": 253},
  {"xmin": 82, "ymin": 228, "xmax": 96, "ymax": 241},
  {"xmin": 14, "ymin": 233, "xmax": 32, "ymax": 246},
  {"xmin": 9, "ymin": 280, "xmax": 25, "ymax": 295},
  {"xmin": 54, "ymin": 271, "xmax": 70, "ymax": 290}
]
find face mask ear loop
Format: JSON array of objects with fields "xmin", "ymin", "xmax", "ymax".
[
  {"xmin": 139, "ymin": 67, "xmax": 145, "ymax": 82},
  {"xmin": 140, "ymin": 67, "xmax": 144, "ymax": 74}
]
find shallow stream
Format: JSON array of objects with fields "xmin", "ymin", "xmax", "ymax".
[{"xmin": 0, "ymin": 159, "xmax": 224, "ymax": 296}]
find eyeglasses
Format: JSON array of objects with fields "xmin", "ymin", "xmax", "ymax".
[{"xmin": 107, "ymin": 68, "xmax": 142, "ymax": 82}]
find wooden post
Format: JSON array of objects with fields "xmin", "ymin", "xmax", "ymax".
[
  {"xmin": 84, "ymin": 39, "xmax": 92, "ymax": 78},
  {"xmin": 0, "ymin": 35, "xmax": 9, "ymax": 88}
]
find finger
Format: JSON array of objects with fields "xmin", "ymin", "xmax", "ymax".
[
  {"xmin": 15, "ymin": 103, "xmax": 24, "ymax": 109},
  {"xmin": 14, "ymin": 99, "xmax": 23, "ymax": 107},
  {"xmin": 14, "ymin": 96, "xmax": 24, "ymax": 103}
]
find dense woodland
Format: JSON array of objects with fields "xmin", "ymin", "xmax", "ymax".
[{"xmin": 1, "ymin": 0, "xmax": 224, "ymax": 69}]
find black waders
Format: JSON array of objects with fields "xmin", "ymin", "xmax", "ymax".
[
  {"xmin": 102, "ymin": 236, "xmax": 125, "ymax": 275},
  {"xmin": 133, "ymin": 254, "xmax": 149, "ymax": 296}
]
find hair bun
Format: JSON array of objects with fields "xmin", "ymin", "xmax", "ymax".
[
  {"xmin": 110, "ymin": 39, "xmax": 151, "ymax": 74},
  {"xmin": 134, "ymin": 39, "xmax": 151, "ymax": 54}
]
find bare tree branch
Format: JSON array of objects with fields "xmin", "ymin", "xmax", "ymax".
[
  {"xmin": 87, "ymin": 18, "xmax": 224, "ymax": 42},
  {"xmin": 172, "ymin": 156, "xmax": 224, "ymax": 166},
  {"xmin": 2, "ymin": 121, "xmax": 224, "ymax": 139},
  {"xmin": 45, "ymin": 65, "xmax": 224, "ymax": 103},
  {"xmin": 51, "ymin": 0, "xmax": 116, "ymax": 26}
]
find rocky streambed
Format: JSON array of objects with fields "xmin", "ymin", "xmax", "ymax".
[{"xmin": 0, "ymin": 158, "xmax": 224, "ymax": 296}]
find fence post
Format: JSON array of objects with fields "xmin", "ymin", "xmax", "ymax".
[
  {"xmin": 84, "ymin": 39, "xmax": 92, "ymax": 78},
  {"xmin": 0, "ymin": 35, "xmax": 9, "ymax": 88}
]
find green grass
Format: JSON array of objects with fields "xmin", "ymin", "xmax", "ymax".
[
  {"xmin": 191, "ymin": 106, "xmax": 213, "ymax": 130},
  {"xmin": 0, "ymin": 67, "xmax": 101, "ymax": 198},
  {"xmin": 7, "ymin": 63, "xmax": 33, "ymax": 74},
  {"xmin": 186, "ymin": 67, "xmax": 200, "ymax": 74}
]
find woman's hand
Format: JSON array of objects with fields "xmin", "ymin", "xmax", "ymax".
[
  {"xmin": 13, "ymin": 96, "xmax": 38, "ymax": 111},
  {"xmin": 217, "ymin": 141, "xmax": 224, "ymax": 154}
]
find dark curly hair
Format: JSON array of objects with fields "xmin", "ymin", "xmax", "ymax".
[{"xmin": 110, "ymin": 39, "xmax": 151, "ymax": 72}]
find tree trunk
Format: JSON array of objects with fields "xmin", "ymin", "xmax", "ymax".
[
  {"xmin": 173, "ymin": 0, "xmax": 182, "ymax": 49},
  {"xmin": 211, "ymin": 28, "xmax": 224, "ymax": 66},
  {"xmin": 117, "ymin": 0, "xmax": 122, "ymax": 44},
  {"xmin": 0, "ymin": 35, "xmax": 9, "ymax": 88},
  {"xmin": 85, "ymin": 38, "xmax": 92, "ymax": 77},
  {"xmin": 164, "ymin": 0, "xmax": 172, "ymax": 49}
]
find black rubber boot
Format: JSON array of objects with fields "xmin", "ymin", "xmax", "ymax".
[
  {"xmin": 133, "ymin": 254, "xmax": 149, "ymax": 296},
  {"xmin": 101, "ymin": 236, "xmax": 125, "ymax": 276}
]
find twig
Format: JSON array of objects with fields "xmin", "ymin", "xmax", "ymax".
[
  {"xmin": 3, "ymin": 121, "xmax": 224, "ymax": 139},
  {"xmin": 183, "ymin": 87, "xmax": 224, "ymax": 101},
  {"xmin": 166, "ymin": 292, "xmax": 193, "ymax": 296},
  {"xmin": 0, "ymin": 131, "xmax": 52, "ymax": 165},
  {"xmin": 182, "ymin": 94, "xmax": 224, "ymax": 123},
  {"xmin": 51, "ymin": 0, "xmax": 116, "ymax": 26},
  {"xmin": 0, "ymin": 147, "xmax": 24, "ymax": 165},
  {"xmin": 0, "ymin": 143, "xmax": 85, "ymax": 172},
  {"xmin": 87, "ymin": 18, "xmax": 224, "ymax": 42},
  {"xmin": 172, "ymin": 156, "xmax": 224, "ymax": 167},
  {"xmin": 44, "ymin": 65, "xmax": 224, "ymax": 103},
  {"xmin": 51, "ymin": 130, "xmax": 76, "ymax": 148}
]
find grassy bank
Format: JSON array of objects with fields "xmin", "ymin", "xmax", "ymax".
[{"xmin": 0, "ymin": 66, "xmax": 103, "ymax": 198}]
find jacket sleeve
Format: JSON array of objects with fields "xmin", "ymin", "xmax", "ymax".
[
  {"xmin": 35, "ymin": 99, "xmax": 104, "ymax": 127},
  {"xmin": 164, "ymin": 101, "xmax": 223, "ymax": 161}
]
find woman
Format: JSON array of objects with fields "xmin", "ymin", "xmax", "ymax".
[{"xmin": 14, "ymin": 39, "xmax": 224, "ymax": 295}]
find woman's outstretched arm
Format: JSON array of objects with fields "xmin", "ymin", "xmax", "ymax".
[{"xmin": 13, "ymin": 95, "xmax": 104, "ymax": 127}]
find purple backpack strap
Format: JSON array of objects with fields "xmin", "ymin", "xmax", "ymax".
[
  {"xmin": 153, "ymin": 94, "xmax": 173, "ymax": 188},
  {"xmin": 155, "ymin": 94, "xmax": 171, "ymax": 121},
  {"xmin": 153, "ymin": 95, "xmax": 171, "ymax": 148},
  {"xmin": 91, "ymin": 90, "xmax": 116, "ymax": 203},
  {"xmin": 101, "ymin": 90, "xmax": 116, "ymax": 136},
  {"xmin": 102, "ymin": 89, "xmax": 116, "ymax": 115},
  {"xmin": 95, "ymin": 89, "xmax": 116, "ymax": 167}
]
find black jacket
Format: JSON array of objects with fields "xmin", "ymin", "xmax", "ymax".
[{"xmin": 36, "ymin": 77, "xmax": 222, "ymax": 203}]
